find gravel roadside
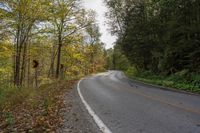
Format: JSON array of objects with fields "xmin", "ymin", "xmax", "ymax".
[{"xmin": 58, "ymin": 84, "xmax": 101, "ymax": 133}]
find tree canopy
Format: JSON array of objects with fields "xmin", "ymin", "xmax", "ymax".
[
  {"xmin": 105, "ymin": 0, "xmax": 200, "ymax": 74},
  {"xmin": 0, "ymin": 0, "xmax": 107, "ymax": 87}
]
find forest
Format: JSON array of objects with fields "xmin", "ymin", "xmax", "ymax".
[
  {"xmin": 105, "ymin": 0, "xmax": 200, "ymax": 92},
  {"xmin": 0, "ymin": 0, "xmax": 106, "ymax": 87},
  {"xmin": 0, "ymin": 0, "xmax": 106, "ymax": 131}
]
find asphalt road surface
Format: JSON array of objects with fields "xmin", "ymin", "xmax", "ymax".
[{"xmin": 78, "ymin": 71, "xmax": 200, "ymax": 133}]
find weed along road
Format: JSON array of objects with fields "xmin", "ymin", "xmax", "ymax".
[{"xmin": 77, "ymin": 71, "xmax": 200, "ymax": 133}]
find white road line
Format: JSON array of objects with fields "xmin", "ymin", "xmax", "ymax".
[{"xmin": 77, "ymin": 79, "xmax": 112, "ymax": 133}]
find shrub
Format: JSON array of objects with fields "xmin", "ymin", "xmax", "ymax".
[
  {"xmin": 125, "ymin": 66, "xmax": 138, "ymax": 77},
  {"xmin": 125, "ymin": 67, "xmax": 200, "ymax": 93}
]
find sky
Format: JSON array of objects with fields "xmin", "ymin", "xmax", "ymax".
[{"xmin": 83, "ymin": 0, "xmax": 116, "ymax": 49}]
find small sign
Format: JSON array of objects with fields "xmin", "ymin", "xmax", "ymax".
[
  {"xmin": 33, "ymin": 60, "xmax": 39, "ymax": 68},
  {"xmin": 61, "ymin": 64, "xmax": 64, "ymax": 69}
]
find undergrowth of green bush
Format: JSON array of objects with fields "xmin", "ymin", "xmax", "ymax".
[{"xmin": 125, "ymin": 67, "xmax": 200, "ymax": 93}]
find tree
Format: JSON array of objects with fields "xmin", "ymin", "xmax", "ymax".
[
  {"xmin": 105, "ymin": 0, "xmax": 200, "ymax": 74},
  {"xmin": 85, "ymin": 13, "xmax": 102, "ymax": 72},
  {"xmin": 47, "ymin": 0, "xmax": 94, "ymax": 78},
  {"xmin": 0, "ymin": 0, "xmax": 48, "ymax": 86},
  {"xmin": 0, "ymin": 0, "xmax": 107, "ymax": 88}
]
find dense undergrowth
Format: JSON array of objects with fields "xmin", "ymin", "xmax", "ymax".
[
  {"xmin": 0, "ymin": 80, "xmax": 76, "ymax": 132},
  {"xmin": 126, "ymin": 67, "xmax": 200, "ymax": 93}
]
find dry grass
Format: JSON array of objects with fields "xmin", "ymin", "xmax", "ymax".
[{"xmin": 0, "ymin": 80, "xmax": 76, "ymax": 133}]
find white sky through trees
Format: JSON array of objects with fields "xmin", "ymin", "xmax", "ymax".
[{"xmin": 83, "ymin": 0, "xmax": 116, "ymax": 49}]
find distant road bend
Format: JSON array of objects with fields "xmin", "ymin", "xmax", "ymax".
[{"xmin": 78, "ymin": 71, "xmax": 200, "ymax": 133}]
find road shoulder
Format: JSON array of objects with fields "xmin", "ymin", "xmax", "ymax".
[{"xmin": 58, "ymin": 84, "xmax": 101, "ymax": 133}]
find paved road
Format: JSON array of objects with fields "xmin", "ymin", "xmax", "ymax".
[{"xmin": 78, "ymin": 71, "xmax": 200, "ymax": 133}]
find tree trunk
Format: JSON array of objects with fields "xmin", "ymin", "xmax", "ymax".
[
  {"xmin": 35, "ymin": 68, "xmax": 38, "ymax": 88},
  {"xmin": 56, "ymin": 34, "xmax": 62, "ymax": 78},
  {"xmin": 14, "ymin": 25, "xmax": 21, "ymax": 86},
  {"xmin": 27, "ymin": 56, "xmax": 30, "ymax": 87},
  {"xmin": 48, "ymin": 45, "xmax": 57, "ymax": 78},
  {"xmin": 20, "ymin": 39, "xmax": 28, "ymax": 85},
  {"xmin": 113, "ymin": 48, "xmax": 116, "ymax": 70},
  {"xmin": 14, "ymin": 42, "xmax": 23, "ymax": 86}
]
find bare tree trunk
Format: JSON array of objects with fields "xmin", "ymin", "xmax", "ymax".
[
  {"xmin": 56, "ymin": 33, "xmax": 62, "ymax": 78},
  {"xmin": 35, "ymin": 68, "xmax": 38, "ymax": 88},
  {"xmin": 14, "ymin": 42, "xmax": 23, "ymax": 86},
  {"xmin": 56, "ymin": 44, "xmax": 62, "ymax": 78},
  {"xmin": 48, "ymin": 45, "xmax": 57, "ymax": 78},
  {"xmin": 113, "ymin": 48, "xmax": 116, "ymax": 70},
  {"xmin": 20, "ymin": 39, "xmax": 28, "ymax": 86},
  {"xmin": 14, "ymin": 23, "xmax": 32, "ymax": 86},
  {"xmin": 13, "ymin": 42, "xmax": 16, "ymax": 84},
  {"xmin": 14, "ymin": 24, "xmax": 21, "ymax": 86},
  {"xmin": 27, "ymin": 56, "xmax": 31, "ymax": 87}
]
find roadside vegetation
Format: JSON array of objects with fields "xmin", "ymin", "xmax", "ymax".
[
  {"xmin": 0, "ymin": 0, "xmax": 106, "ymax": 132},
  {"xmin": 126, "ymin": 67, "xmax": 200, "ymax": 93},
  {"xmin": 105, "ymin": 0, "xmax": 200, "ymax": 93},
  {"xmin": 0, "ymin": 80, "xmax": 76, "ymax": 132}
]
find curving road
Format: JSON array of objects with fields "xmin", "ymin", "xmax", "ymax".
[{"xmin": 78, "ymin": 71, "xmax": 200, "ymax": 133}]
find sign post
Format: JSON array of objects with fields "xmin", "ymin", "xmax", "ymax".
[{"xmin": 33, "ymin": 60, "xmax": 39, "ymax": 88}]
